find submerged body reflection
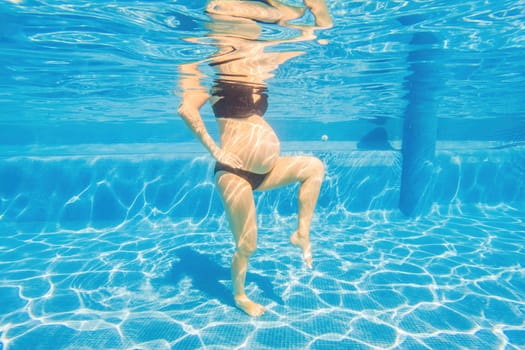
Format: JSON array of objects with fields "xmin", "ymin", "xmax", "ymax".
[{"xmin": 177, "ymin": 0, "xmax": 332, "ymax": 316}]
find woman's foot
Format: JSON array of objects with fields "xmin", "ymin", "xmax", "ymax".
[
  {"xmin": 235, "ymin": 295, "xmax": 266, "ymax": 317},
  {"xmin": 290, "ymin": 231, "xmax": 312, "ymax": 269}
]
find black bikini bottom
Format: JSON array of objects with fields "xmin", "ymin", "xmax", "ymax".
[{"xmin": 214, "ymin": 162, "xmax": 269, "ymax": 190}]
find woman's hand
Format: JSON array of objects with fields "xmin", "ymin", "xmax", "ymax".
[
  {"xmin": 212, "ymin": 148, "xmax": 244, "ymax": 169},
  {"xmin": 304, "ymin": 0, "xmax": 333, "ymax": 28}
]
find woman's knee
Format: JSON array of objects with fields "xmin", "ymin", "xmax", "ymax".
[
  {"xmin": 307, "ymin": 156, "xmax": 325, "ymax": 179},
  {"xmin": 236, "ymin": 236, "xmax": 257, "ymax": 257}
]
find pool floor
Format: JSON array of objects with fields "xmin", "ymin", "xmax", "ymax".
[{"xmin": 1, "ymin": 204, "xmax": 524, "ymax": 349}]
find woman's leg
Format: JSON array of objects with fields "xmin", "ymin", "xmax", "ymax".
[
  {"xmin": 257, "ymin": 156, "xmax": 324, "ymax": 268},
  {"xmin": 215, "ymin": 171, "xmax": 266, "ymax": 317}
]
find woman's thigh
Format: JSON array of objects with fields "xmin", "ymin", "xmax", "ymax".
[
  {"xmin": 215, "ymin": 171, "xmax": 258, "ymax": 249},
  {"xmin": 256, "ymin": 155, "xmax": 324, "ymax": 191}
]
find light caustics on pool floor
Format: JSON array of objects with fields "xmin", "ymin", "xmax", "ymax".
[
  {"xmin": 0, "ymin": 205, "xmax": 524, "ymax": 350},
  {"xmin": 1, "ymin": 144, "xmax": 524, "ymax": 349}
]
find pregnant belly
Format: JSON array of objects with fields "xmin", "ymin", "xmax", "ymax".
[{"xmin": 219, "ymin": 116, "xmax": 280, "ymax": 174}]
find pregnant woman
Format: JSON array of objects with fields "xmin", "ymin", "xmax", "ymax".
[{"xmin": 177, "ymin": 0, "xmax": 332, "ymax": 316}]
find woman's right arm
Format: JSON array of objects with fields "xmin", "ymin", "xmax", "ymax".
[
  {"xmin": 177, "ymin": 62, "xmax": 243, "ymax": 168},
  {"xmin": 177, "ymin": 62, "xmax": 219, "ymax": 155}
]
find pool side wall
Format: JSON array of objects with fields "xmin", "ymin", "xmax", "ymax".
[{"xmin": 1, "ymin": 145, "xmax": 523, "ymax": 231}]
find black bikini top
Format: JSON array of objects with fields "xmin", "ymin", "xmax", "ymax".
[{"xmin": 211, "ymin": 79, "xmax": 268, "ymax": 119}]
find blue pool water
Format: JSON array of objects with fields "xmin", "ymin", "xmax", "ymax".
[{"xmin": 1, "ymin": 0, "xmax": 525, "ymax": 349}]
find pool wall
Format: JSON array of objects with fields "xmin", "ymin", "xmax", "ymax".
[{"xmin": 1, "ymin": 143, "xmax": 523, "ymax": 231}]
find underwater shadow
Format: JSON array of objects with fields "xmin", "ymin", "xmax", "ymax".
[
  {"xmin": 357, "ymin": 127, "xmax": 394, "ymax": 150},
  {"xmin": 161, "ymin": 247, "xmax": 283, "ymax": 307}
]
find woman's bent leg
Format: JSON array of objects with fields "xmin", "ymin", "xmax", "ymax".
[
  {"xmin": 215, "ymin": 171, "xmax": 265, "ymax": 317},
  {"xmin": 257, "ymin": 156, "xmax": 324, "ymax": 268}
]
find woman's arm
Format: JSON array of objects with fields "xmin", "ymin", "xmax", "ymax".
[
  {"xmin": 177, "ymin": 61, "xmax": 243, "ymax": 168},
  {"xmin": 177, "ymin": 61, "xmax": 217, "ymax": 155},
  {"xmin": 304, "ymin": 0, "xmax": 333, "ymax": 28}
]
